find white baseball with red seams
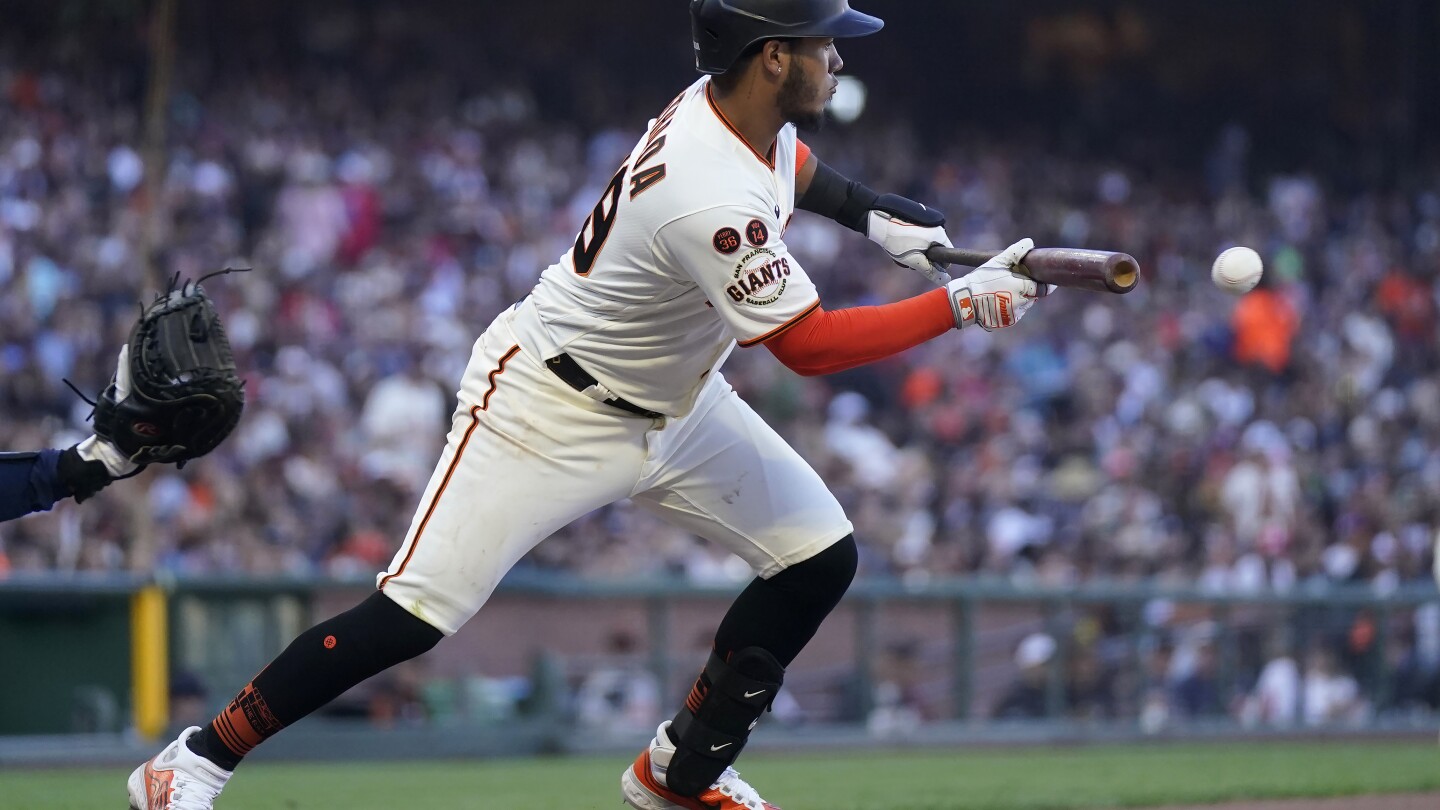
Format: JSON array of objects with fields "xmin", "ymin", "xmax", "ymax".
[
  {"xmin": 1212, "ymin": 246, "xmax": 1264, "ymax": 295},
  {"xmin": 376, "ymin": 76, "xmax": 853, "ymax": 637}
]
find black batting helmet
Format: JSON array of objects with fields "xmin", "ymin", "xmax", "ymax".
[{"xmin": 690, "ymin": 0, "xmax": 884, "ymax": 75}]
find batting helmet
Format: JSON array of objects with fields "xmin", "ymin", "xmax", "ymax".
[{"xmin": 690, "ymin": 0, "xmax": 884, "ymax": 75}]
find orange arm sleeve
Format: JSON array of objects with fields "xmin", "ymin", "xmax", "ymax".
[{"xmin": 762, "ymin": 288, "xmax": 954, "ymax": 376}]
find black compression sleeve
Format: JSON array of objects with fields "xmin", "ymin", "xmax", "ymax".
[
  {"xmin": 798, "ymin": 160, "xmax": 946, "ymax": 234},
  {"xmin": 712, "ymin": 535, "xmax": 858, "ymax": 665},
  {"xmin": 797, "ymin": 159, "xmax": 878, "ymax": 234},
  {"xmin": 187, "ymin": 590, "xmax": 443, "ymax": 769}
]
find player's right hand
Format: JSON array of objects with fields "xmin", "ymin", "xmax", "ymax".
[
  {"xmin": 945, "ymin": 238, "xmax": 1046, "ymax": 330},
  {"xmin": 865, "ymin": 209, "xmax": 954, "ymax": 286}
]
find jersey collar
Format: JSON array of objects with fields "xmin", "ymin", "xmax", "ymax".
[{"xmin": 704, "ymin": 82, "xmax": 776, "ymax": 170}]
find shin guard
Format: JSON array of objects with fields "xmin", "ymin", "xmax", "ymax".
[{"xmin": 664, "ymin": 647, "xmax": 784, "ymax": 796}]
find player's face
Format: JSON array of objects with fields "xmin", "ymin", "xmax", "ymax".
[{"xmin": 778, "ymin": 38, "xmax": 841, "ymax": 132}]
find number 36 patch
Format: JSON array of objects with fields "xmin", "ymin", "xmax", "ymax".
[{"xmin": 713, "ymin": 227, "xmax": 741, "ymax": 255}]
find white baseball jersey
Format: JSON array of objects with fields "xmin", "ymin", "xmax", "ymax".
[
  {"xmin": 510, "ymin": 76, "xmax": 819, "ymax": 418},
  {"xmin": 377, "ymin": 77, "xmax": 852, "ymax": 636}
]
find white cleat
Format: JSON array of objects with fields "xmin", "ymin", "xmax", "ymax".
[
  {"xmin": 621, "ymin": 721, "xmax": 779, "ymax": 810},
  {"xmin": 127, "ymin": 726, "xmax": 232, "ymax": 810}
]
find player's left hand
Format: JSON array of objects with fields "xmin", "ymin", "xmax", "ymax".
[
  {"xmin": 866, "ymin": 210, "xmax": 954, "ymax": 286},
  {"xmin": 946, "ymin": 238, "xmax": 1048, "ymax": 331}
]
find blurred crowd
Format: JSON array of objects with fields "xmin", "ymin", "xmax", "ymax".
[
  {"xmin": 977, "ymin": 601, "xmax": 1440, "ymax": 730},
  {"xmin": 1, "ymin": 7, "xmax": 1438, "ymax": 602}
]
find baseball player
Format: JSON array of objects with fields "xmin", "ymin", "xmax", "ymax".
[
  {"xmin": 1, "ymin": 282, "xmax": 243, "ymax": 525},
  {"xmin": 128, "ymin": 2, "xmax": 1045, "ymax": 808}
]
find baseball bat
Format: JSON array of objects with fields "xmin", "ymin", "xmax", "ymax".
[{"xmin": 925, "ymin": 246, "xmax": 1140, "ymax": 294}]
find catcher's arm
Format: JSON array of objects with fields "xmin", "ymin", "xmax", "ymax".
[
  {"xmin": 0, "ymin": 438, "xmax": 135, "ymax": 516},
  {"xmin": 0, "ymin": 346, "xmax": 144, "ymax": 510},
  {"xmin": 0, "ymin": 449, "xmax": 84, "ymax": 519}
]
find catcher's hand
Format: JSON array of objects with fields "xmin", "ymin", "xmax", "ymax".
[{"xmin": 93, "ymin": 277, "xmax": 245, "ymax": 467}]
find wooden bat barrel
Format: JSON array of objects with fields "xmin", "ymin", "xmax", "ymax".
[{"xmin": 925, "ymin": 246, "xmax": 1140, "ymax": 294}]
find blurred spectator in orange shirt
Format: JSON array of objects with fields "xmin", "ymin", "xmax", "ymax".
[
  {"xmin": 1375, "ymin": 267, "xmax": 1436, "ymax": 342},
  {"xmin": 1232, "ymin": 282, "xmax": 1298, "ymax": 374},
  {"xmin": 1375, "ymin": 267, "xmax": 1436, "ymax": 372}
]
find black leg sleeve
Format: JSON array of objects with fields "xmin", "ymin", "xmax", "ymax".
[
  {"xmin": 188, "ymin": 590, "xmax": 443, "ymax": 769},
  {"xmin": 664, "ymin": 536, "xmax": 858, "ymax": 795},
  {"xmin": 713, "ymin": 535, "xmax": 858, "ymax": 666}
]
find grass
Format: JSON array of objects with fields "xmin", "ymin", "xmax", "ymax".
[{"xmin": 2, "ymin": 741, "xmax": 1437, "ymax": 809}]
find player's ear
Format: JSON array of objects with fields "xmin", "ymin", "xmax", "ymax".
[{"xmin": 761, "ymin": 39, "xmax": 787, "ymax": 78}]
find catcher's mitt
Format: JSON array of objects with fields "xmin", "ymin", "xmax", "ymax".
[{"xmin": 93, "ymin": 274, "xmax": 246, "ymax": 467}]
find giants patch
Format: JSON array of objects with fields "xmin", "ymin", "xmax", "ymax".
[
  {"xmin": 726, "ymin": 247, "xmax": 791, "ymax": 306},
  {"xmin": 746, "ymin": 219, "xmax": 769, "ymax": 246},
  {"xmin": 713, "ymin": 227, "xmax": 741, "ymax": 254}
]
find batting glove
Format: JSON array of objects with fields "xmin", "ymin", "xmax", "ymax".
[
  {"xmin": 945, "ymin": 238, "xmax": 1046, "ymax": 330},
  {"xmin": 866, "ymin": 209, "xmax": 954, "ymax": 286}
]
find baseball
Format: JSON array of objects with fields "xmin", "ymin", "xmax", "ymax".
[{"xmin": 1212, "ymin": 246, "xmax": 1263, "ymax": 295}]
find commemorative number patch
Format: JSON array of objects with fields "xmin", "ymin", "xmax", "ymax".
[
  {"xmin": 726, "ymin": 247, "xmax": 790, "ymax": 306},
  {"xmin": 713, "ymin": 227, "xmax": 742, "ymax": 255},
  {"xmin": 746, "ymin": 219, "xmax": 769, "ymax": 246}
]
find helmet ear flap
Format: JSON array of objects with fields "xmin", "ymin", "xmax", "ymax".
[{"xmin": 691, "ymin": 0, "xmax": 735, "ymax": 75}]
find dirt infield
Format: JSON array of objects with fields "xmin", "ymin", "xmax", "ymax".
[{"xmin": 1153, "ymin": 794, "xmax": 1440, "ymax": 810}]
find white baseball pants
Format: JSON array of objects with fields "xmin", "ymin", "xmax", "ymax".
[{"xmin": 378, "ymin": 309, "xmax": 853, "ymax": 635}]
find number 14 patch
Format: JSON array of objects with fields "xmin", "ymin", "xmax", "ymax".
[{"xmin": 746, "ymin": 219, "xmax": 768, "ymax": 246}]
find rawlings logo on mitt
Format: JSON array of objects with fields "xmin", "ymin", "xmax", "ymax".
[{"xmin": 93, "ymin": 272, "xmax": 246, "ymax": 467}]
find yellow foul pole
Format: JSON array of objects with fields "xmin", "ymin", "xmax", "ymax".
[{"xmin": 131, "ymin": 584, "xmax": 170, "ymax": 739}]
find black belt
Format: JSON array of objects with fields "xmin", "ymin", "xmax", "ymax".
[{"xmin": 545, "ymin": 354, "xmax": 663, "ymax": 419}]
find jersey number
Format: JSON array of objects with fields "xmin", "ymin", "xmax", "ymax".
[{"xmin": 572, "ymin": 164, "xmax": 629, "ymax": 276}]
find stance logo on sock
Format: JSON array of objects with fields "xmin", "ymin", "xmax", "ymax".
[
  {"xmin": 235, "ymin": 684, "xmax": 283, "ymax": 738},
  {"xmin": 212, "ymin": 682, "xmax": 284, "ymax": 757}
]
